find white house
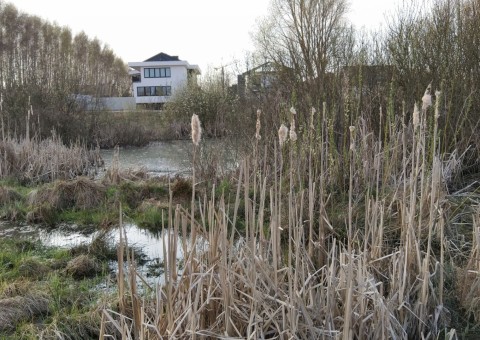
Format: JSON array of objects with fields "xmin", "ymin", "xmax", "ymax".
[{"xmin": 128, "ymin": 52, "xmax": 200, "ymax": 108}]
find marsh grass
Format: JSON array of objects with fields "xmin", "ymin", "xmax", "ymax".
[
  {"xmin": 25, "ymin": 176, "xmax": 107, "ymax": 225},
  {"xmin": 99, "ymin": 86, "xmax": 480, "ymax": 338},
  {"xmin": 0, "ymin": 133, "xmax": 102, "ymax": 185},
  {"xmin": 0, "ymin": 237, "xmax": 114, "ymax": 339}
]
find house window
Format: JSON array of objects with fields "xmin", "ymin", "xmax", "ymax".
[
  {"xmin": 144, "ymin": 67, "xmax": 171, "ymax": 78},
  {"xmin": 137, "ymin": 86, "xmax": 172, "ymax": 96}
]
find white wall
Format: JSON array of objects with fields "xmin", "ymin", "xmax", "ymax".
[{"xmin": 130, "ymin": 62, "xmax": 192, "ymax": 104}]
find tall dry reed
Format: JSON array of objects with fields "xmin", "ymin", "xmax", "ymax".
[
  {"xmin": 101, "ymin": 85, "xmax": 477, "ymax": 338},
  {"xmin": 0, "ymin": 133, "xmax": 102, "ymax": 184}
]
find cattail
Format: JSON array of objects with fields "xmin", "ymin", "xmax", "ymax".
[
  {"xmin": 422, "ymin": 84, "xmax": 432, "ymax": 111},
  {"xmin": 434, "ymin": 90, "xmax": 441, "ymax": 120},
  {"xmin": 290, "ymin": 106, "xmax": 296, "ymax": 115},
  {"xmin": 349, "ymin": 126, "xmax": 356, "ymax": 151},
  {"xmin": 278, "ymin": 124, "xmax": 288, "ymax": 147},
  {"xmin": 310, "ymin": 107, "xmax": 316, "ymax": 130},
  {"xmin": 413, "ymin": 103, "xmax": 420, "ymax": 130},
  {"xmin": 289, "ymin": 118, "xmax": 297, "ymax": 142},
  {"xmin": 255, "ymin": 109, "xmax": 261, "ymax": 140},
  {"xmin": 191, "ymin": 114, "xmax": 201, "ymax": 146}
]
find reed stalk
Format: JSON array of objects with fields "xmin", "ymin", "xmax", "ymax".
[{"xmin": 99, "ymin": 83, "xmax": 474, "ymax": 339}]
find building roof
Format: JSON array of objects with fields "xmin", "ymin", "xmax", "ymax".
[
  {"xmin": 144, "ymin": 52, "xmax": 180, "ymax": 62},
  {"xmin": 128, "ymin": 53, "xmax": 201, "ymax": 74}
]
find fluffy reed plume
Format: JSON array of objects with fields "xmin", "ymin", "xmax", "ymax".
[
  {"xmin": 413, "ymin": 102, "xmax": 420, "ymax": 130},
  {"xmin": 191, "ymin": 114, "xmax": 201, "ymax": 146},
  {"xmin": 289, "ymin": 106, "xmax": 297, "ymax": 141},
  {"xmin": 422, "ymin": 83, "xmax": 432, "ymax": 111},
  {"xmin": 349, "ymin": 125, "xmax": 356, "ymax": 151},
  {"xmin": 289, "ymin": 118, "xmax": 297, "ymax": 142},
  {"xmin": 255, "ymin": 109, "xmax": 261, "ymax": 140},
  {"xmin": 278, "ymin": 124, "xmax": 288, "ymax": 146},
  {"xmin": 435, "ymin": 90, "xmax": 441, "ymax": 119}
]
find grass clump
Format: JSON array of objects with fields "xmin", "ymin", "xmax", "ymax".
[
  {"xmin": 64, "ymin": 254, "xmax": 102, "ymax": 279},
  {"xmin": 135, "ymin": 199, "xmax": 167, "ymax": 231},
  {"xmin": 0, "ymin": 292, "xmax": 50, "ymax": 333},
  {"xmin": 0, "ymin": 237, "xmax": 111, "ymax": 339},
  {"xmin": 27, "ymin": 177, "xmax": 106, "ymax": 211},
  {"xmin": 0, "ymin": 183, "xmax": 26, "ymax": 220},
  {"xmin": 26, "ymin": 177, "xmax": 107, "ymax": 224}
]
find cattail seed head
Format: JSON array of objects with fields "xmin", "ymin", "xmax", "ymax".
[
  {"xmin": 290, "ymin": 106, "xmax": 296, "ymax": 115},
  {"xmin": 289, "ymin": 129, "xmax": 297, "ymax": 142},
  {"xmin": 434, "ymin": 90, "xmax": 441, "ymax": 120},
  {"xmin": 255, "ymin": 109, "xmax": 262, "ymax": 140},
  {"xmin": 422, "ymin": 84, "xmax": 432, "ymax": 112},
  {"xmin": 349, "ymin": 126, "xmax": 356, "ymax": 151},
  {"xmin": 278, "ymin": 124, "xmax": 288, "ymax": 147},
  {"xmin": 413, "ymin": 103, "xmax": 420, "ymax": 130},
  {"xmin": 191, "ymin": 114, "xmax": 202, "ymax": 146},
  {"xmin": 289, "ymin": 118, "xmax": 297, "ymax": 142},
  {"xmin": 310, "ymin": 107, "xmax": 316, "ymax": 129}
]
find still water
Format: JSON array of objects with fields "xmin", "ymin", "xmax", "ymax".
[
  {"xmin": 0, "ymin": 220, "xmax": 185, "ymax": 283},
  {"xmin": 0, "ymin": 221, "xmax": 183, "ymax": 260},
  {"xmin": 100, "ymin": 140, "xmax": 193, "ymax": 176},
  {"xmin": 1, "ymin": 139, "xmax": 236, "ymax": 282}
]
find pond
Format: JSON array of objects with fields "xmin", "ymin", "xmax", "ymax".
[
  {"xmin": 0, "ymin": 139, "xmax": 237, "ymax": 284},
  {"xmin": 100, "ymin": 140, "xmax": 193, "ymax": 176},
  {"xmin": 99, "ymin": 139, "xmax": 240, "ymax": 177},
  {"xmin": 0, "ymin": 220, "xmax": 186, "ymax": 284}
]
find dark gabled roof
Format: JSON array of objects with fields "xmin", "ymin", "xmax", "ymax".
[{"xmin": 144, "ymin": 52, "xmax": 180, "ymax": 62}]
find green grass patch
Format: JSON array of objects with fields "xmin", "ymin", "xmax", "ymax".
[{"xmin": 0, "ymin": 237, "xmax": 113, "ymax": 338}]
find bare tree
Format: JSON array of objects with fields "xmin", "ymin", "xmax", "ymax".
[{"xmin": 253, "ymin": 0, "xmax": 354, "ymax": 110}]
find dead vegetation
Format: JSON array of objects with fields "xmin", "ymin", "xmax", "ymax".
[
  {"xmin": 0, "ymin": 293, "xmax": 50, "ymax": 333},
  {"xmin": 0, "ymin": 134, "xmax": 102, "ymax": 185},
  {"xmin": 0, "ymin": 186, "xmax": 21, "ymax": 205},
  {"xmin": 65, "ymin": 255, "xmax": 102, "ymax": 279},
  {"xmin": 100, "ymin": 89, "xmax": 480, "ymax": 339},
  {"xmin": 26, "ymin": 177, "xmax": 106, "ymax": 223},
  {"xmin": 27, "ymin": 177, "xmax": 106, "ymax": 210}
]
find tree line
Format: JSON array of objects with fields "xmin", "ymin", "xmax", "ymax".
[
  {"xmin": 244, "ymin": 0, "xmax": 480, "ymax": 164},
  {"xmin": 0, "ymin": 1, "xmax": 130, "ymax": 142}
]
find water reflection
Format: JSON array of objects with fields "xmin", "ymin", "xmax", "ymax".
[
  {"xmin": 99, "ymin": 139, "xmax": 240, "ymax": 177},
  {"xmin": 100, "ymin": 140, "xmax": 192, "ymax": 176},
  {"xmin": 0, "ymin": 221, "xmax": 184, "ymax": 269}
]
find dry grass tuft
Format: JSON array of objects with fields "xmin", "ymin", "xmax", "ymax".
[
  {"xmin": 138, "ymin": 198, "xmax": 167, "ymax": 212},
  {"xmin": 0, "ymin": 186, "xmax": 22, "ymax": 205},
  {"xmin": 28, "ymin": 177, "xmax": 106, "ymax": 211},
  {"xmin": 171, "ymin": 176, "xmax": 192, "ymax": 199},
  {"xmin": 69, "ymin": 232, "xmax": 118, "ymax": 262},
  {"xmin": 17, "ymin": 258, "xmax": 49, "ymax": 279},
  {"xmin": 102, "ymin": 166, "xmax": 150, "ymax": 186},
  {"xmin": 64, "ymin": 255, "xmax": 102, "ymax": 280},
  {"xmin": 0, "ymin": 293, "xmax": 50, "ymax": 332},
  {"xmin": 0, "ymin": 281, "xmax": 33, "ymax": 299}
]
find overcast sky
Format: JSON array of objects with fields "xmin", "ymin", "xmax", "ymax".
[{"xmin": 8, "ymin": 0, "xmax": 401, "ymax": 72}]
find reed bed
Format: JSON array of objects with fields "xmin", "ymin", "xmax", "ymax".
[
  {"xmin": 102, "ymin": 88, "xmax": 479, "ymax": 338},
  {"xmin": 0, "ymin": 133, "xmax": 103, "ymax": 185}
]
